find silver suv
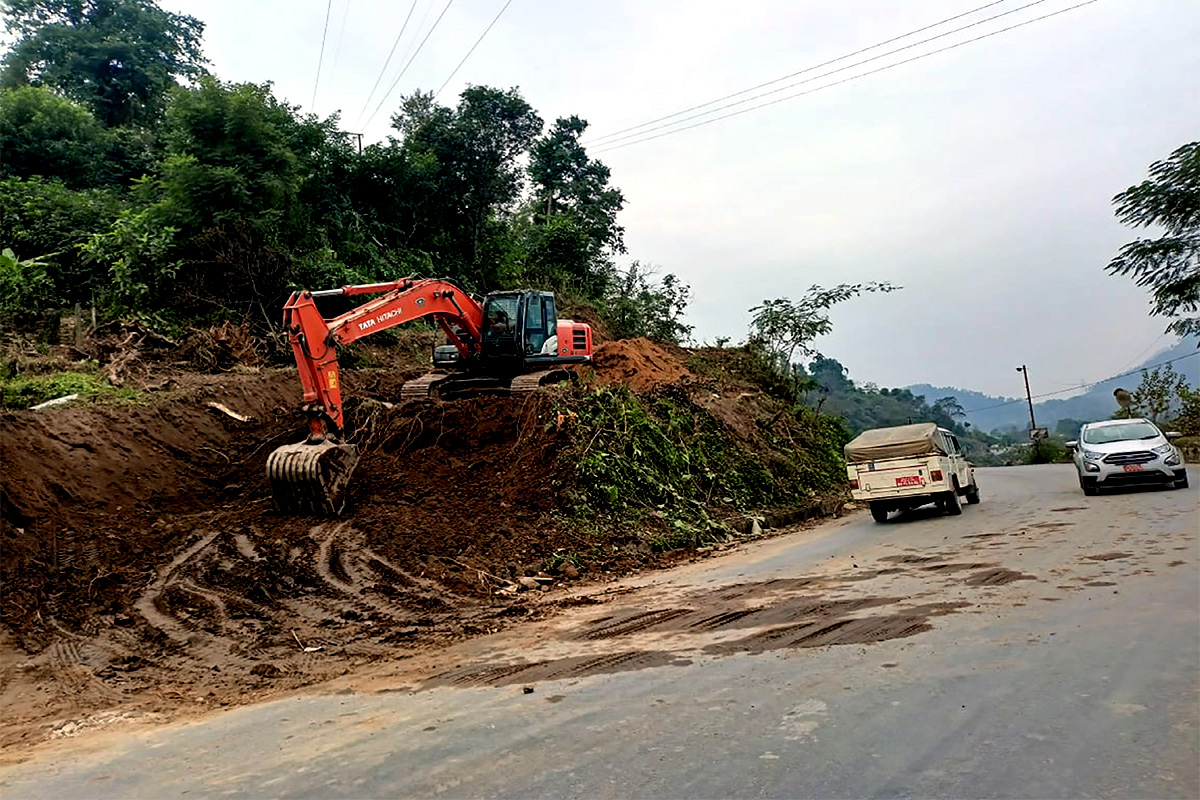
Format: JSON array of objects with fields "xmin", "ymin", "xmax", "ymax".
[{"xmin": 1068, "ymin": 418, "xmax": 1188, "ymax": 496}]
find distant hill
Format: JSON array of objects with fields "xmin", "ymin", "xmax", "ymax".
[{"xmin": 907, "ymin": 337, "xmax": 1200, "ymax": 433}]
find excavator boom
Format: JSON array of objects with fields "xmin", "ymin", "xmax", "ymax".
[{"xmin": 268, "ymin": 278, "xmax": 483, "ymax": 513}]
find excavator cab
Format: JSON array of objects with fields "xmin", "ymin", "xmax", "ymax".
[{"xmin": 480, "ymin": 291, "xmax": 559, "ymax": 372}]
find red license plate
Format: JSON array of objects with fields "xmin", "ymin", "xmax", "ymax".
[
  {"xmin": 895, "ymin": 476, "xmax": 923, "ymax": 487},
  {"xmin": 1123, "ymin": 464, "xmax": 1143, "ymax": 473}
]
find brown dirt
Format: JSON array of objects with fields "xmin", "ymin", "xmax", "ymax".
[
  {"xmin": 0, "ymin": 330, "xmax": 880, "ymax": 756},
  {"xmin": 585, "ymin": 338, "xmax": 696, "ymax": 393},
  {"xmin": 0, "ymin": 334, "xmax": 785, "ymax": 755},
  {"xmin": 1082, "ymin": 552, "xmax": 1134, "ymax": 562},
  {"xmin": 422, "ymin": 577, "xmax": 974, "ymax": 689},
  {"xmin": 961, "ymin": 568, "xmax": 1037, "ymax": 586}
]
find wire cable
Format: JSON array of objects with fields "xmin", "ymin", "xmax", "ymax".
[
  {"xmin": 434, "ymin": 0, "xmax": 514, "ymax": 99},
  {"xmin": 363, "ymin": 0, "xmax": 456, "ymax": 129},
  {"xmin": 355, "ymin": 0, "xmax": 420, "ymax": 128},
  {"xmin": 961, "ymin": 351, "xmax": 1200, "ymax": 415},
  {"xmin": 585, "ymin": 0, "xmax": 1012, "ymax": 146},
  {"xmin": 328, "ymin": 0, "xmax": 353, "ymax": 82},
  {"xmin": 592, "ymin": 0, "xmax": 1062, "ymax": 151},
  {"xmin": 311, "ymin": 0, "xmax": 335, "ymax": 110},
  {"xmin": 590, "ymin": 0, "xmax": 1099, "ymax": 155}
]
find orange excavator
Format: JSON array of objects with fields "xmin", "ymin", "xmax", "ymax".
[{"xmin": 266, "ymin": 277, "xmax": 593, "ymax": 513}]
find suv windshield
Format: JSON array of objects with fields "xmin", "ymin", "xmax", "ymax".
[{"xmin": 1082, "ymin": 421, "xmax": 1160, "ymax": 444}]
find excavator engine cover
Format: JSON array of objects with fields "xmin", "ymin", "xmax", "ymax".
[{"xmin": 266, "ymin": 440, "xmax": 359, "ymax": 514}]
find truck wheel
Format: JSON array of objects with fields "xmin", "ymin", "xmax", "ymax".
[
  {"xmin": 942, "ymin": 489, "xmax": 962, "ymax": 516},
  {"xmin": 965, "ymin": 483, "xmax": 980, "ymax": 505},
  {"xmin": 870, "ymin": 503, "xmax": 890, "ymax": 524}
]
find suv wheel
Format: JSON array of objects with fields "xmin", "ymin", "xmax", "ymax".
[
  {"xmin": 941, "ymin": 489, "xmax": 963, "ymax": 516},
  {"xmin": 964, "ymin": 483, "xmax": 980, "ymax": 504},
  {"xmin": 1080, "ymin": 477, "xmax": 1099, "ymax": 497}
]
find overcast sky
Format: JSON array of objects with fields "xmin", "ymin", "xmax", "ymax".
[{"xmin": 163, "ymin": 0, "xmax": 1200, "ymax": 396}]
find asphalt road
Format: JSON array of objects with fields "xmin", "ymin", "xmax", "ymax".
[{"xmin": 2, "ymin": 465, "xmax": 1197, "ymax": 799}]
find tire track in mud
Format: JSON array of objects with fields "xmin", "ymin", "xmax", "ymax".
[
  {"xmin": 427, "ymin": 538, "xmax": 1061, "ymax": 690},
  {"xmin": 134, "ymin": 529, "xmax": 225, "ymax": 642},
  {"xmin": 423, "ymin": 565, "xmax": 980, "ymax": 689},
  {"xmin": 312, "ymin": 523, "xmax": 473, "ymax": 620}
]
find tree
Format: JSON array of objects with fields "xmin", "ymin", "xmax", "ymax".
[
  {"xmin": 1, "ymin": 0, "xmax": 207, "ymax": 127},
  {"xmin": 749, "ymin": 282, "xmax": 899, "ymax": 377},
  {"xmin": 932, "ymin": 396, "xmax": 966, "ymax": 422},
  {"xmin": 529, "ymin": 116, "xmax": 625, "ymax": 253},
  {"xmin": 392, "ymin": 87, "xmax": 542, "ymax": 286},
  {"xmin": 603, "ymin": 262, "xmax": 692, "ymax": 344},
  {"xmin": 1121, "ymin": 364, "xmax": 1188, "ymax": 423},
  {"xmin": 0, "ymin": 176, "xmax": 123, "ymax": 306},
  {"xmin": 1107, "ymin": 142, "xmax": 1200, "ymax": 339}
]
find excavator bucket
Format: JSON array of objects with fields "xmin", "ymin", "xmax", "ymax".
[{"xmin": 266, "ymin": 440, "xmax": 359, "ymax": 514}]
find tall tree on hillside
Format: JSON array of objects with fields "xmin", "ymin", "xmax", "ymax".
[
  {"xmin": 392, "ymin": 87, "xmax": 542, "ymax": 286},
  {"xmin": 1, "ymin": 0, "xmax": 206, "ymax": 127},
  {"xmin": 522, "ymin": 116, "xmax": 625, "ymax": 296},
  {"xmin": 529, "ymin": 116, "xmax": 625, "ymax": 252},
  {"xmin": 1107, "ymin": 142, "xmax": 1200, "ymax": 339}
]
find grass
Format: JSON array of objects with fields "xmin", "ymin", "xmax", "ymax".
[{"xmin": 1, "ymin": 369, "xmax": 140, "ymax": 409}]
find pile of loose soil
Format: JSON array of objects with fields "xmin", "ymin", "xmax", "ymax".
[{"xmin": 587, "ymin": 338, "xmax": 696, "ymax": 392}]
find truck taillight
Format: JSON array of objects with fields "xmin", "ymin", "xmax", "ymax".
[
  {"xmin": 849, "ymin": 479, "xmax": 859, "ymax": 490},
  {"xmin": 930, "ymin": 470, "xmax": 943, "ymax": 482}
]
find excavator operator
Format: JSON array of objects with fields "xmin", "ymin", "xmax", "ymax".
[{"xmin": 487, "ymin": 308, "xmax": 512, "ymax": 336}]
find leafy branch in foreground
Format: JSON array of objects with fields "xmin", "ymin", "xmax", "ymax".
[{"xmin": 1107, "ymin": 142, "xmax": 1200, "ymax": 339}]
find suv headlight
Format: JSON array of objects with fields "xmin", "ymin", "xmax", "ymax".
[
  {"xmin": 1165, "ymin": 453, "xmax": 1182, "ymax": 466},
  {"xmin": 1151, "ymin": 443, "xmax": 1174, "ymax": 455},
  {"xmin": 1082, "ymin": 450, "xmax": 1104, "ymax": 461}
]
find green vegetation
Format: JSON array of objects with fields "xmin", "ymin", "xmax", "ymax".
[
  {"xmin": 1107, "ymin": 141, "xmax": 1200, "ymax": 338},
  {"xmin": 0, "ymin": 367, "xmax": 138, "ymax": 408},
  {"xmin": 562, "ymin": 376, "xmax": 850, "ymax": 550},
  {"xmin": 0, "ymin": 0, "xmax": 690, "ymax": 343},
  {"xmin": 1114, "ymin": 363, "xmax": 1200, "ymax": 435}
]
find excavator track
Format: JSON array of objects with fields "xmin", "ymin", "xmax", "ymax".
[
  {"xmin": 399, "ymin": 373, "xmax": 450, "ymax": 402},
  {"xmin": 266, "ymin": 440, "xmax": 359, "ymax": 515},
  {"xmin": 510, "ymin": 369, "xmax": 574, "ymax": 393}
]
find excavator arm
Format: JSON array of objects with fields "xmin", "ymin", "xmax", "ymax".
[
  {"xmin": 268, "ymin": 278, "xmax": 483, "ymax": 514},
  {"xmin": 282, "ymin": 277, "xmax": 484, "ymax": 437}
]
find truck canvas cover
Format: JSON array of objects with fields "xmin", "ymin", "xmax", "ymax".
[{"xmin": 844, "ymin": 422, "xmax": 945, "ymax": 462}]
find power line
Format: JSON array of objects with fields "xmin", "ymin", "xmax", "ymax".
[
  {"xmin": 591, "ymin": 0, "xmax": 1053, "ymax": 150},
  {"xmin": 328, "ymin": 0, "xmax": 353, "ymax": 81},
  {"xmin": 434, "ymin": 0, "xmax": 514, "ymax": 99},
  {"xmin": 961, "ymin": 351, "xmax": 1200, "ymax": 415},
  {"xmin": 363, "ymin": 0, "xmax": 456, "ymax": 129},
  {"xmin": 585, "ymin": 0, "xmax": 1012, "ymax": 146},
  {"xmin": 355, "ymin": 0, "xmax": 420, "ymax": 128},
  {"xmin": 310, "ymin": 0, "xmax": 335, "ymax": 110},
  {"xmin": 592, "ymin": 0, "xmax": 1100, "ymax": 155}
]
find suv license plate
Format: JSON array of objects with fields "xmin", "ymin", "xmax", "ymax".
[
  {"xmin": 1123, "ymin": 464, "xmax": 1143, "ymax": 473},
  {"xmin": 895, "ymin": 476, "xmax": 922, "ymax": 487}
]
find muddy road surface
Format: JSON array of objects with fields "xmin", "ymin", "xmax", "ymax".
[{"xmin": 1, "ymin": 465, "xmax": 1196, "ymax": 799}]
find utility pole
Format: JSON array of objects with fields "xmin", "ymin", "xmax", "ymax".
[
  {"xmin": 1016, "ymin": 365, "xmax": 1036, "ymax": 433},
  {"xmin": 1017, "ymin": 364, "xmax": 1039, "ymax": 460},
  {"xmin": 341, "ymin": 131, "xmax": 363, "ymax": 154}
]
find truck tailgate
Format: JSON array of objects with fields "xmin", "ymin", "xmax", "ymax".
[{"xmin": 854, "ymin": 459, "xmax": 936, "ymax": 496}]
